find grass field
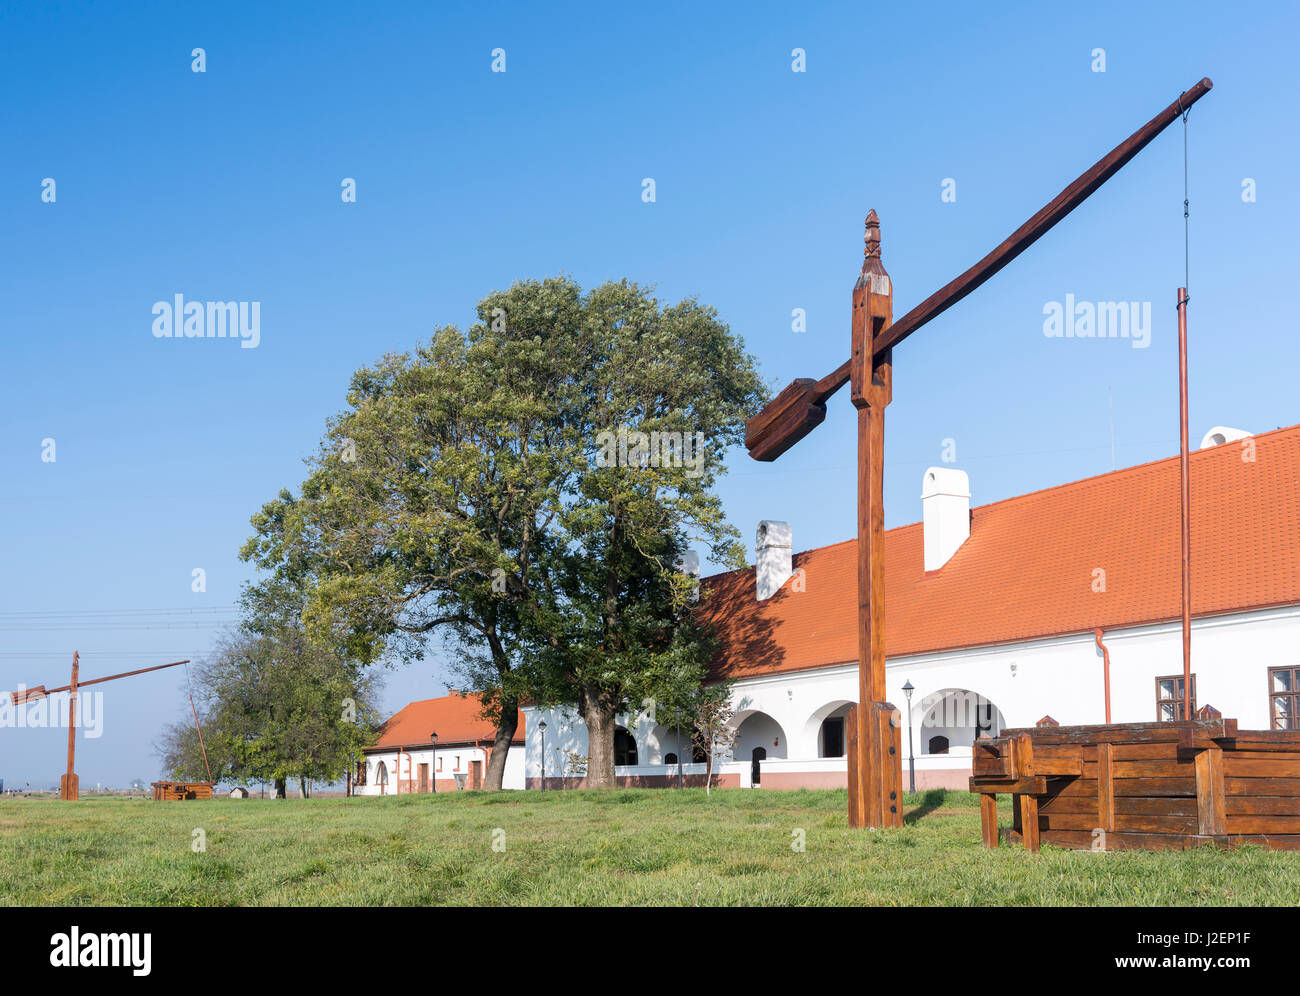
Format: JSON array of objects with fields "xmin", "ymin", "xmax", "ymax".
[{"xmin": 3, "ymin": 787, "xmax": 1299, "ymax": 906}]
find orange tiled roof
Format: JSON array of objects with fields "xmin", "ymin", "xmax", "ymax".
[
  {"xmin": 366, "ymin": 693, "xmax": 524, "ymax": 752},
  {"xmin": 701, "ymin": 423, "xmax": 1300, "ymax": 680}
]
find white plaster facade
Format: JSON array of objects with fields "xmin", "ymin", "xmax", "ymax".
[
  {"xmin": 354, "ymin": 743, "xmax": 524, "ymax": 795},
  {"xmin": 522, "ymin": 604, "xmax": 1300, "ymax": 790}
]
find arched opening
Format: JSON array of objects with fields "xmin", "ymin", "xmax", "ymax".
[
  {"xmin": 647, "ymin": 723, "xmax": 690, "ymax": 765},
  {"xmin": 375, "ymin": 760, "xmax": 389, "ymax": 795},
  {"xmin": 917, "ymin": 688, "xmax": 1005, "ymax": 754},
  {"xmin": 614, "ymin": 726, "xmax": 639, "ymax": 767},
  {"xmin": 802, "ymin": 700, "xmax": 855, "ymax": 758},
  {"xmin": 733, "ymin": 710, "xmax": 788, "ymax": 762}
]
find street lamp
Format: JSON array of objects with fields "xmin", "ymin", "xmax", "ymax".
[
  {"xmin": 902, "ymin": 681, "xmax": 916, "ymax": 794},
  {"xmin": 674, "ymin": 706, "xmax": 683, "ymax": 789},
  {"xmin": 430, "ymin": 731, "xmax": 438, "ymax": 793},
  {"xmin": 538, "ymin": 718, "xmax": 547, "ymax": 792}
]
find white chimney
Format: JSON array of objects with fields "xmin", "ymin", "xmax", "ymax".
[
  {"xmin": 922, "ymin": 467, "xmax": 970, "ymax": 572},
  {"xmin": 1200, "ymin": 425, "xmax": 1251, "ymax": 449},
  {"xmin": 756, "ymin": 521, "xmax": 793, "ymax": 600},
  {"xmin": 677, "ymin": 550, "xmax": 700, "ymax": 604}
]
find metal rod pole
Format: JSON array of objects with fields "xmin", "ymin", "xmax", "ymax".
[
  {"xmin": 189, "ymin": 691, "xmax": 213, "ymax": 783},
  {"xmin": 1178, "ymin": 286, "xmax": 1192, "ymax": 719}
]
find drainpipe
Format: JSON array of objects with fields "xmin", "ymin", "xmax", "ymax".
[{"xmin": 1093, "ymin": 628, "xmax": 1112, "ymax": 724}]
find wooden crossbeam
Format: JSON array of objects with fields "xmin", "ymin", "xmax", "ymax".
[{"xmin": 746, "ymin": 77, "xmax": 1213, "ymax": 462}]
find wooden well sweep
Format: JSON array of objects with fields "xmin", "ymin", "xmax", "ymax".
[{"xmin": 971, "ymin": 718, "xmax": 1300, "ymax": 851}]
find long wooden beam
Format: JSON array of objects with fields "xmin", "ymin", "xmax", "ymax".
[{"xmin": 745, "ymin": 77, "xmax": 1213, "ymax": 462}]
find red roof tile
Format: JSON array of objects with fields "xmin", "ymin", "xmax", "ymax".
[
  {"xmin": 367, "ymin": 693, "xmax": 524, "ymax": 752},
  {"xmin": 701, "ymin": 424, "xmax": 1300, "ymax": 680}
]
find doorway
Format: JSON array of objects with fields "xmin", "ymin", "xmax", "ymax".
[
  {"xmin": 418, "ymin": 763, "xmax": 429, "ymax": 793},
  {"xmin": 751, "ymin": 746, "xmax": 767, "ymax": 786},
  {"xmin": 470, "ymin": 760, "xmax": 482, "ymax": 790}
]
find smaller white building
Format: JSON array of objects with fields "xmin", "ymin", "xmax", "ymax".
[{"xmin": 353, "ymin": 694, "xmax": 525, "ymax": 795}]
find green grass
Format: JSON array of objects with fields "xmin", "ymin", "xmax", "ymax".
[{"xmin": 2, "ymin": 788, "xmax": 1298, "ymax": 906}]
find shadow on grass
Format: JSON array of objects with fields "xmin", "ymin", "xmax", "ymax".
[{"xmin": 903, "ymin": 789, "xmax": 949, "ymax": 825}]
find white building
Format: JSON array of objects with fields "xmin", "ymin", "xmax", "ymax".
[
  {"xmin": 354, "ymin": 694, "xmax": 525, "ymax": 795},
  {"xmin": 524, "ymin": 423, "xmax": 1300, "ymax": 790}
]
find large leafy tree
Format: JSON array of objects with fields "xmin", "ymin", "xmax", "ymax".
[
  {"xmin": 524, "ymin": 280, "xmax": 766, "ymax": 785},
  {"xmin": 241, "ymin": 277, "xmax": 766, "ymax": 789},
  {"xmin": 240, "ymin": 278, "xmax": 586, "ymax": 789}
]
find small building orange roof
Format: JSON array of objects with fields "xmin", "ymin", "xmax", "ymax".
[
  {"xmin": 701, "ymin": 423, "xmax": 1300, "ymax": 681},
  {"xmin": 366, "ymin": 693, "xmax": 524, "ymax": 752}
]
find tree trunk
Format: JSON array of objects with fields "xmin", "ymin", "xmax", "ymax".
[
  {"xmin": 274, "ymin": 777, "xmax": 286, "ymax": 799},
  {"xmin": 582, "ymin": 688, "xmax": 619, "ymax": 788},
  {"xmin": 299, "ymin": 777, "xmax": 310, "ymax": 799},
  {"xmin": 705, "ymin": 745, "xmax": 713, "ymax": 796},
  {"xmin": 483, "ymin": 700, "xmax": 519, "ymax": 791}
]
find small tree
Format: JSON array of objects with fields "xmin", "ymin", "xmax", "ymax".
[{"xmin": 689, "ymin": 688, "xmax": 737, "ymax": 796}]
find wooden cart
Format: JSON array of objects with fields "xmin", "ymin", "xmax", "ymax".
[{"xmin": 970, "ymin": 718, "xmax": 1300, "ymax": 851}]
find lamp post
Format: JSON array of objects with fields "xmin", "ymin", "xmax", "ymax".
[
  {"xmin": 538, "ymin": 718, "xmax": 547, "ymax": 792},
  {"xmin": 674, "ymin": 706, "xmax": 683, "ymax": 789},
  {"xmin": 430, "ymin": 731, "xmax": 438, "ymax": 793},
  {"xmin": 902, "ymin": 680, "xmax": 916, "ymax": 795}
]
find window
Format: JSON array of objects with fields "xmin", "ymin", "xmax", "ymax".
[
  {"xmin": 1156, "ymin": 674, "xmax": 1197, "ymax": 721},
  {"xmin": 436, "ymin": 756, "xmax": 442, "ymax": 772},
  {"xmin": 928, "ymin": 735, "xmax": 950, "ymax": 755},
  {"xmin": 614, "ymin": 728, "xmax": 638, "ymax": 766},
  {"xmin": 454, "ymin": 756, "xmax": 461, "ymax": 771},
  {"xmin": 664, "ymin": 753, "xmax": 678, "ymax": 766},
  {"xmin": 1270, "ymin": 667, "xmax": 1299, "ymax": 730}
]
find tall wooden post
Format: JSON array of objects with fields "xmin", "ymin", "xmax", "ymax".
[
  {"xmin": 848, "ymin": 212, "xmax": 902, "ymax": 828},
  {"xmin": 60, "ymin": 651, "xmax": 79, "ymax": 801}
]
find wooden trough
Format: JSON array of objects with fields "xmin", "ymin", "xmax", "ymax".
[
  {"xmin": 151, "ymin": 780, "xmax": 214, "ymax": 801},
  {"xmin": 970, "ymin": 718, "xmax": 1300, "ymax": 851}
]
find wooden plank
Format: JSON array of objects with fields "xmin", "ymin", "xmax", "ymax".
[
  {"xmin": 1115, "ymin": 796, "xmax": 1199, "ymax": 818},
  {"xmin": 1222, "ymin": 757, "xmax": 1300, "ymax": 778},
  {"xmin": 1226, "ymin": 815, "xmax": 1300, "ymax": 834},
  {"xmin": 1019, "ymin": 794, "xmax": 1040, "ymax": 852},
  {"xmin": 1002, "ymin": 717, "xmax": 1229, "ymax": 744},
  {"xmin": 1112, "ymin": 759, "xmax": 1197, "ymax": 779},
  {"xmin": 1037, "ymin": 830, "xmax": 1214, "ymax": 852},
  {"xmin": 1226, "ymin": 777, "xmax": 1300, "ymax": 796},
  {"xmin": 1114, "ymin": 777, "xmax": 1196, "ymax": 797},
  {"xmin": 1097, "ymin": 743, "xmax": 1115, "ymax": 833},
  {"xmin": 1225, "ymin": 796, "xmax": 1300, "ymax": 816},
  {"xmin": 876, "ymin": 701, "xmax": 903, "ymax": 826},
  {"xmin": 1042, "ymin": 811, "xmax": 1198, "ymax": 834},
  {"xmin": 969, "ymin": 776, "xmax": 1048, "ymax": 795},
  {"xmin": 1195, "ymin": 748, "xmax": 1227, "ymax": 836},
  {"xmin": 980, "ymin": 793, "xmax": 999, "ymax": 849}
]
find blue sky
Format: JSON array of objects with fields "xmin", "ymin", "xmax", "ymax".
[{"xmin": 1, "ymin": 0, "xmax": 1295, "ymax": 787}]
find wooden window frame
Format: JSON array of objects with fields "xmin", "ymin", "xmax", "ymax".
[
  {"xmin": 1155, "ymin": 674, "xmax": 1197, "ymax": 721},
  {"xmin": 1268, "ymin": 666, "xmax": 1299, "ymax": 731}
]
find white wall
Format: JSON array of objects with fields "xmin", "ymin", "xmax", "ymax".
[
  {"xmin": 520, "ymin": 604, "xmax": 1300, "ymax": 780},
  {"xmin": 354, "ymin": 741, "xmax": 525, "ymax": 794}
]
